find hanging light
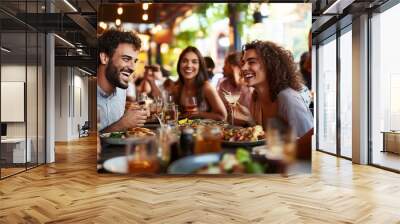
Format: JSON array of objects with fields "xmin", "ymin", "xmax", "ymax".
[
  {"xmin": 143, "ymin": 3, "xmax": 149, "ymax": 10},
  {"xmin": 253, "ymin": 11, "xmax": 263, "ymax": 24},
  {"xmin": 117, "ymin": 7, "xmax": 123, "ymax": 15},
  {"xmin": 160, "ymin": 43, "xmax": 169, "ymax": 54},
  {"xmin": 99, "ymin": 21, "xmax": 107, "ymax": 30},
  {"xmin": 115, "ymin": 18, "xmax": 121, "ymax": 26},
  {"xmin": 142, "ymin": 14, "xmax": 148, "ymax": 21}
]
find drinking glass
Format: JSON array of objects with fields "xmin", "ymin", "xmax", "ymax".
[
  {"xmin": 162, "ymin": 103, "xmax": 178, "ymax": 125},
  {"xmin": 158, "ymin": 125, "xmax": 179, "ymax": 167},
  {"xmin": 223, "ymin": 91, "xmax": 240, "ymax": 125},
  {"xmin": 184, "ymin": 96, "xmax": 198, "ymax": 113},
  {"xmin": 194, "ymin": 126, "xmax": 222, "ymax": 154},
  {"xmin": 137, "ymin": 93, "xmax": 148, "ymax": 106},
  {"xmin": 155, "ymin": 96, "xmax": 163, "ymax": 115},
  {"xmin": 126, "ymin": 137, "xmax": 159, "ymax": 174},
  {"xmin": 137, "ymin": 93, "xmax": 152, "ymax": 117}
]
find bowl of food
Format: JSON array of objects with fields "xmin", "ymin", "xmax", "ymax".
[{"xmin": 168, "ymin": 148, "xmax": 266, "ymax": 174}]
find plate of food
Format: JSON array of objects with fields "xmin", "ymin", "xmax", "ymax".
[
  {"xmin": 100, "ymin": 127, "xmax": 156, "ymax": 145},
  {"xmin": 168, "ymin": 149, "xmax": 266, "ymax": 174},
  {"xmin": 221, "ymin": 125, "xmax": 266, "ymax": 147},
  {"xmin": 178, "ymin": 118, "xmax": 228, "ymax": 129}
]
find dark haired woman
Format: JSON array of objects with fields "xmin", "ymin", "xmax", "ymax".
[
  {"xmin": 173, "ymin": 46, "xmax": 227, "ymax": 121},
  {"xmin": 239, "ymin": 40, "xmax": 313, "ymax": 139}
]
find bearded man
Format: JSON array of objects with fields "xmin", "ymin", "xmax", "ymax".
[{"xmin": 97, "ymin": 29, "xmax": 148, "ymax": 132}]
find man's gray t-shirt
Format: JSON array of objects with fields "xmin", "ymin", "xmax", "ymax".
[
  {"xmin": 277, "ymin": 88, "xmax": 314, "ymax": 137},
  {"xmin": 97, "ymin": 85, "xmax": 126, "ymax": 132}
]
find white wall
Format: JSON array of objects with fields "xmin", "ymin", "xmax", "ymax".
[
  {"xmin": 54, "ymin": 67, "xmax": 89, "ymax": 141},
  {"xmin": 1, "ymin": 65, "xmax": 38, "ymax": 137},
  {"xmin": 1, "ymin": 64, "xmax": 45, "ymax": 164}
]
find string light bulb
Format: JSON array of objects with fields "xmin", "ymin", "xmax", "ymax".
[{"xmin": 117, "ymin": 7, "xmax": 123, "ymax": 15}]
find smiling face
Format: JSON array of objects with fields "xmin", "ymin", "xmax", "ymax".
[
  {"xmin": 179, "ymin": 51, "xmax": 200, "ymax": 81},
  {"xmin": 105, "ymin": 43, "xmax": 139, "ymax": 89},
  {"xmin": 240, "ymin": 49, "xmax": 266, "ymax": 88}
]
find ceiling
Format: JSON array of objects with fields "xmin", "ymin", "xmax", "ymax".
[
  {"xmin": 0, "ymin": 1, "xmax": 199, "ymax": 72},
  {"xmin": 98, "ymin": 3, "xmax": 195, "ymax": 25},
  {"xmin": 1, "ymin": 0, "xmax": 394, "ymax": 71},
  {"xmin": 311, "ymin": 0, "xmax": 390, "ymax": 43}
]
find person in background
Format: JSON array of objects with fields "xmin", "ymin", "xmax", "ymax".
[
  {"xmin": 204, "ymin": 56, "xmax": 223, "ymax": 88},
  {"xmin": 97, "ymin": 29, "xmax": 148, "ymax": 132},
  {"xmin": 304, "ymin": 30, "xmax": 314, "ymax": 114},
  {"xmin": 136, "ymin": 64, "xmax": 163, "ymax": 99},
  {"xmin": 163, "ymin": 78, "xmax": 177, "ymax": 96},
  {"xmin": 204, "ymin": 56, "xmax": 215, "ymax": 80},
  {"xmin": 172, "ymin": 46, "xmax": 227, "ymax": 121},
  {"xmin": 126, "ymin": 74, "xmax": 137, "ymax": 102},
  {"xmin": 217, "ymin": 51, "xmax": 253, "ymax": 125},
  {"xmin": 305, "ymin": 29, "xmax": 312, "ymax": 74},
  {"xmin": 238, "ymin": 40, "xmax": 313, "ymax": 139},
  {"xmin": 299, "ymin": 52, "xmax": 311, "ymax": 90}
]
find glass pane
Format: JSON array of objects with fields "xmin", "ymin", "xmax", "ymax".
[
  {"xmin": 317, "ymin": 37, "xmax": 337, "ymax": 154},
  {"xmin": 1, "ymin": 32, "xmax": 27, "ymax": 177},
  {"xmin": 38, "ymin": 32, "xmax": 45, "ymax": 165},
  {"xmin": 27, "ymin": 31, "xmax": 38, "ymax": 169},
  {"xmin": 371, "ymin": 3, "xmax": 400, "ymax": 171},
  {"xmin": 339, "ymin": 29, "xmax": 352, "ymax": 158}
]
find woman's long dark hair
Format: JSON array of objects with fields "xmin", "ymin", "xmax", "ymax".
[
  {"xmin": 242, "ymin": 40, "xmax": 304, "ymax": 102},
  {"xmin": 176, "ymin": 46, "xmax": 209, "ymax": 107}
]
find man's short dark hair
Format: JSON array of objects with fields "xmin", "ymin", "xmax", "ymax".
[{"xmin": 98, "ymin": 29, "xmax": 141, "ymax": 57}]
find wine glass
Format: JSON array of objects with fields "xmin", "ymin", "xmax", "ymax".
[
  {"xmin": 223, "ymin": 91, "xmax": 240, "ymax": 125},
  {"xmin": 137, "ymin": 93, "xmax": 148, "ymax": 110},
  {"xmin": 184, "ymin": 96, "xmax": 198, "ymax": 114}
]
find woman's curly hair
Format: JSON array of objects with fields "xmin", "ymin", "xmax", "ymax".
[{"xmin": 242, "ymin": 40, "xmax": 304, "ymax": 101}]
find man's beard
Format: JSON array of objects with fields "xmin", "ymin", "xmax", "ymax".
[{"xmin": 105, "ymin": 62, "xmax": 132, "ymax": 89}]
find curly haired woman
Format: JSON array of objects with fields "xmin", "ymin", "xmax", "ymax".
[{"xmin": 238, "ymin": 40, "xmax": 313, "ymax": 140}]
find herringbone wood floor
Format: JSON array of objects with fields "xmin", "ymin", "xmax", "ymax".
[{"xmin": 1, "ymin": 135, "xmax": 400, "ymax": 224}]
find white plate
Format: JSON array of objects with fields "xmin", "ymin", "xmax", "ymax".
[{"xmin": 103, "ymin": 156, "xmax": 128, "ymax": 174}]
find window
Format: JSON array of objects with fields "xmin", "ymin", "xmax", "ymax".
[
  {"xmin": 317, "ymin": 36, "xmax": 337, "ymax": 154},
  {"xmin": 339, "ymin": 28, "xmax": 352, "ymax": 158},
  {"xmin": 370, "ymin": 2, "xmax": 400, "ymax": 171}
]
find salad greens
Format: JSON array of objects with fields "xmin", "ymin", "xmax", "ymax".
[{"xmin": 109, "ymin": 132, "xmax": 124, "ymax": 138}]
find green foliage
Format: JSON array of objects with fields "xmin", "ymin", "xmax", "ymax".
[
  {"xmin": 174, "ymin": 30, "xmax": 198, "ymax": 49},
  {"xmin": 172, "ymin": 3, "xmax": 253, "ymax": 49},
  {"xmin": 170, "ymin": 3, "xmax": 255, "ymax": 73},
  {"xmin": 194, "ymin": 3, "xmax": 228, "ymax": 38}
]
